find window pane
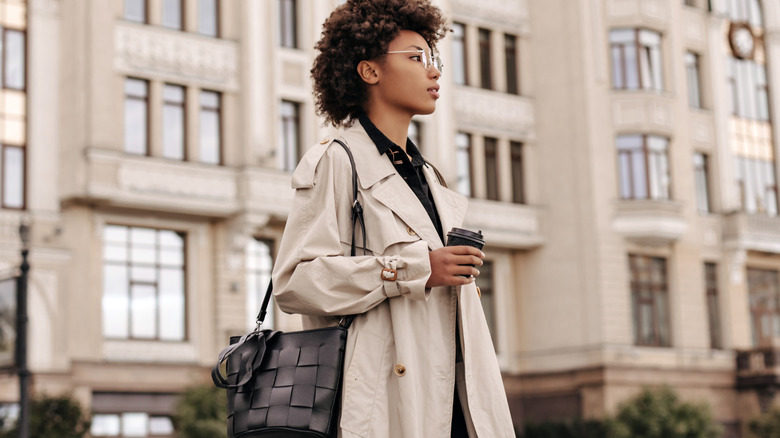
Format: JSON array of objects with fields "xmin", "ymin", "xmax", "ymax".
[
  {"xmin": 159, "ymin": 268, "xmax": 185, "ymax": 340},
  {"xmin": 91, "ymin": 414, "xmax": 121, "ymax": 436},
  {"xmin": 452, "ymin": 23, "xmax": 467, "ymax": 85},
  {"xmin": 505, "ymin": 34, "xmax": 519, "ymax": 94},
  {"xmin": 102, "ymin": 265, "xmax": 129, "ymax": 338},
  {"xmin": 5, "ymin": 30, "xmax": 25, "ymax": 90},
  {"xmin": 121, "ymin": 413, "xmax": 148, "ymax": 437},
  {"xmin": 149, "ymin": 417, "xmax": 175, "ymax": 435},
  {"xmin": 130, "ymin": 284, "xmax": 156, "ymax": 339},
  {"xmin": 510, "ymin": 141, "xmax": 524, "ymax": 203},
  {"xmin": 124, "ymin": 79, "xmax": 148, "ymax": 155},
  {"xmin": 198, "ymin": 0, "xmax": 218, "ymax": 36},
  {"xmin": 279, "ymin": 0, "xmax": 297, "ymax": 48},
  {"xmin": 478, "ymin": 261, "xmax": 497, "ymax": 351},
  {"xmin": 163, "ymin": 85, "xmax": 185, "ymax": 160},
  {"xmin": 247, "ymin": 239, "xmax": 274, "ymax": 330},
  {"xmin": 624, "ymin": 45, "xmax": 639, "ymax": 89},
  {"xmin": 694, "ymin": 152, "xmax": 710, "ymax": 213},
  {"xmin": 484, "ymin": 137, "xmax": 499, "ymax": 200},
  {"xmin": 455, "ymin": 132, "xmax": 472, "ymax": 197},
  {"xmin": 124, "ymin": 0, "xmax": 146, "ymax": 23},
  {"xmin": 686, "ymin": 52, "xmax": 701, "ymax": 108},
  {"xmin": 2, "ymin": 146, "xmax": 24, "ymax": 208},
  {"xmin": 162, "ymin": 0, "xmax": 183, "ymax": 30},
  {"xmin": 479, "ymin": 28, "xmax": 492, "ymax": 90},
  {"xmin": 200, "ymin": 91, "xmax": 221, "ymax": 164},
  {"xmin": 279, "ymin": 100, "xmax": 300, "ymax": 171}
]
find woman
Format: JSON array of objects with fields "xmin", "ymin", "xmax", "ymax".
[{"xmin": 271, "ymin": 1, "xmax": 515, "ymax": 436}]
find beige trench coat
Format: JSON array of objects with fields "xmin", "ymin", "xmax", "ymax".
[{"xmin": 272, "ymin": 123, "xmax": 514, "ymax": 438}]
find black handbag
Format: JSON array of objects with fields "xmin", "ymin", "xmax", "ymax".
[{"xmin": 212, "ymin": 139, "xmax": 364, "ymax": 438}]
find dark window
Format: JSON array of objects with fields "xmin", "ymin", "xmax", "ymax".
[
  {"xmin": 124, "ymin": 78, "xmax": 149, "ymax": 155},
  {"xmin": 2, "ymin": 29, "xmax": 25, "ymax": 91},
  {"xmin": 162, "ymin": 0, "xmax": 184, "ymax": 30},
  {"xmin": 452, "ymin": 23, "xmax": 467, "ymax": 85},
  {"xmin": 484, "ymin": 137, "xmax": 499, "ymax": 200},
  {"xmin": 280, "ymin": 100, "xmax": 301, "ymax": 172},
  {"xmin": 510, "ymin": 141, "xmax": 524, "ymax": 204},
  {"xmin": 199, "ymin": 90, "xmax": 221, "ymax": 164},
  {"xmin": 685, "ymin": 52, "xmax": 702, "ymax": 108},
  {"xmin": 610, "ymin": 29, "xmax": 663, "ymax": 91},
  {"xmin": 279, "ymin": 0, "xmax": 297, "ymax": 48},
  {"xmin": 617, "ymin": 134, "xmax": 670, "ymax": 200},
  {"xmin": 124, "ymin": 0, "xmax": 147, "ymax": 23},
  {"xmin": 747, "ymin": 268, "xmax": 780, "ymax": 347},
  {"xmin": 246, "ymin": 239, "xmax": 275, "ymax": 331},
  {"xmin": 102, "ymin": 225, "xmax": 186, "ymax": 341},
  {"xmin": 1, "ymin": 144, "xmax": 24, "ymax": 209},
  {"xmin": 198, "ymin": 0, "xmax": 218, "ymax": 37},
  {"xmin": 455, "ymin": 132, "xmax": 472, "ymax": 197},
  {"xmin": 479, "ymin": 260, "xmax": 497, "ymax": 351},
  {"xmin": 478, "ymin": 28, "xmax": 492, "ymax": 90},
  {"xmin": 704, "ymin": 263, "xmax": 722, "ymax": 349},
  {"xmin": 163, "ymin": 84, "xmax": 186, "ymax": 160},
  {"xmin": 504, "ymin": 34, "xmax": 519, "ymax": 95},
  {"xmin": 694, "ymin": 152, "xmax": 711, "ymax": 213},
  {"xmin": 629, "ymin": 255, "xmax": 670, "ymax": 347}
]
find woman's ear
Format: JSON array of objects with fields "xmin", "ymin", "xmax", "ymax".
[{"xmin": 357, "ymin": 60, "xmax": 380, "ymax": 85}]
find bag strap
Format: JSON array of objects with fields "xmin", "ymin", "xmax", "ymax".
[{"xmin": 256, "ymin": 139, "xmax": 361, "ymax": 330}]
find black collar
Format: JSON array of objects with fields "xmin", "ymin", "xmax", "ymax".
[{"xmin": 358, "ymin": 113, "xmax": 425, "ymax": 166}]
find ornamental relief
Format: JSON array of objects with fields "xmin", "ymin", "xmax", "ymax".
[
  {"xmin": 451, "ymin": 0, "xmax": 527, "ymax": 29},
  {"xmin": 114, "ymin": 23, "xmax": 239, "ymax": 90},
  {"xmin": 453, "ymin": 88, "xmax": 535, "ymax": 138},
  {"xmin": 117, "ymin": 164, "xmax": 237, "ymax": 200}
]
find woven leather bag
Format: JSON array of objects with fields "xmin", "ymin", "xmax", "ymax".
[{"xmin": 212, "ymin": 139, "xmax": 363, "ymax": 438}]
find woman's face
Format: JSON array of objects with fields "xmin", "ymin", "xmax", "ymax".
[{"xmin": 371, "ymin": 30, "xmax": 441, "ymax": 117}]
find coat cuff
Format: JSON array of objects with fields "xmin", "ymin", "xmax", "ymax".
[{"xmin": 381, "ymin": 240, "xmax": 431, "ymax": 301}]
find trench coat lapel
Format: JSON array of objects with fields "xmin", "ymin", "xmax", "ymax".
[{"xmin": 340, "ymin": 127, "xmax": 446, "ymax": 250}]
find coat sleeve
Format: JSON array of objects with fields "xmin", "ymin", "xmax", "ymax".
[{"xmin": 271, "ymin": 143, "xmax": 432, "ymax": 317}]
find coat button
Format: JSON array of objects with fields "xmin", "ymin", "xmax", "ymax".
[
  {"xmin": 406, "ymin": 226, "xmax": 416, "ymax": 236},
  {"xmin": 319, "ymin": 138, "xmax": 330, "ymax": 144},
  {"xmin": 394, "ymin": 363, "xmax": 406, "ymax": 377}
]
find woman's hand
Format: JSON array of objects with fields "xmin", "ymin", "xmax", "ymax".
[{"xmin": 425, "ymin": 246, "xmax": 484, "ymax": 288}]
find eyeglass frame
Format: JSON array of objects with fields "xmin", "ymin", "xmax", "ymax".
[{"xmin": 385, "ymin": 49, "xmax": 444, "ymax": 73}]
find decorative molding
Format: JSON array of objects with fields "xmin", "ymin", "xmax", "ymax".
[
  {"xmin": 464, "ymin": 199, "xmax": 543, "ymax": 249},
  {"xmin": 117, "ymin": 165, "xmax": 236, "ymax": 200},
  {"xmin": 30, "ymin": 0, "xmax": 60, "ymax": 15},
  {"xmin": 451, "ymin": 0, "xmax": 527, "ymax": 28},
  {"xmin": 612, "ymin": 200, "xmax": 687, "ymax": 245},
  {"xmin": 612, "ymin": 94, "xmax": 674, "ymax": 134},
  {"xmin": 453, "ymin": 88, "xmax": 536, "ymax": 138},
  {"xmin": 103, "ymin": 340, "xmax": 198, "ymax": 363},
  {"xmin": 114, "ymin": 22, "xmax": 239, "ymax": 90}
]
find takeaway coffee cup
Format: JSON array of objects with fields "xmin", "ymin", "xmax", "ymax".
[{"xmin": 446, "ymin": 228, "xmax": 485, "ymax": 276}]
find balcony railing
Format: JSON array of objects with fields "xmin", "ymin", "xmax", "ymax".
[
  {"xmin": 723, "ymin": 211, "xmax": 780, "ymax": 254},
  {"xmin": 736, "ymin": 347, "xmax": 780, "ymax": 389}
]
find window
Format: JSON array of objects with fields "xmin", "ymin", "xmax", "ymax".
[
  {"xmin": 714, "ymin": 0, "xmax": 763, "ymax": 26},
  {"xmin": 610, "ymin": 29, "xmax": 664, "ymax": 91},
  {"xmin": 246, "ymin": 239, "xmax": 274, "ymax": 331},
  {"xmin": 162, "ymin": 84, "xmax": 185, "ymax": 160},
  {"xmin": 748, "ymin": 268, "xmax": 780, "ymax": 347},
  {"xmin": 2, "ymin": 29, "xmax": 25, "ymax": 91},
  {"xmin": 124, "ymin": 78, "xmax": 149, "ymax": 155},
  {"xmin": 694, "ymin": 152, "xmax": 711, "ymax": 213},
  {"xmin": 198, "ymin": 0, "xmax": 218, "ymax": 37},
  {"xmin": 484, "ymin": 137, "xmax": 499, "ymax": 200},
  {"xmin": 736, "ymin": 156, "xmax": 778, "ymax": 216},
  {"xmin": 279, "ymin": 0, "xmax": 297, "ymax": 48},
  {"xmin": 102, "ymin": 225, "xmax": 186, "ymax": 341},
  {"xmin": 124, "ymin": 0, "xmax": 147, "ymax": 23},
  {"xmin": 510, "ymin": 141, "xmax": 524, "ymax": 204},
  {"xmin": 199, "ymin": 90, "xmax": 221, "ymax": 164},
  {"xmin": 0, "ymin": 277, "xmax": 15, "ymax": 366},
  {"xmin": 729, "ymin": 58, "xmax": 771, "ymax": 121},
  {"xmin": 408, "ymin": 121, "xmax": 422, "ymax": 152},
  {"xmin": 1, "ymin": 145, "xmax": 24, "ymax": 209},
  {"xmin": 478, "ymin": 260, "xmax": 497, "ymax": 351},
  {"xmin": 92, "ymin": 413, "xmax": 175, "ymax": 437},
  {"xmin": 629, "ymin": 255, "xmax": 670, "ymax": 347},
  {"xmin": 279, "ymin": 100, "xmax": 301, "ymax": 172},
  {"xmin": 504, "ymin": 34, "xmax": 519, "ymax": 95},
  {"xmin": 617, "ymin": 134, "xmax": 670, "ymax": 200},
  {"xmin": 162, "ymin": 0, "xmax": 183, "ymax": 30},
  {"xmin": 451, "ymin": 23, "xmax": 467, "ymax": 85},
  {"xmin": 455, "ymin": 132, "xmax": 472, "ymax": 197},
  {"xmin": 478, "ymin": 28, "xmax": 492, "ymax": 90},
  {"xmin": 685, "ymin": 52, "xmax": 702, "ymax": 108},
  {"xmin": 704, "ymin": 263, "xmax": 722, "ymax": 349}
]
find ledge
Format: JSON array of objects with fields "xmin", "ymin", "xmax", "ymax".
[
  {"xmin": 723, "ymin": 211, "xmax": 780, "ymax": 254},
  {"xmin": 612, "ymin": 199, "xmax": 687, "ymax": 245},
  {"xmin": 464, "ymin": 199, "xmax": 544, "ymax": 249}
]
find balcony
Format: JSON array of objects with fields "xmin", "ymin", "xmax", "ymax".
[
  {"xmin": 452, "ymin": 87, "xmax": 535, "ymax": 140},
  {"xmin": 611, "ymin": 199, "xmax": 687, "ymax": 245},
  {"xmin": 611, "ymin": 92, "xmax": 675, "ymax": 137},
  {"xmin": 463, "ymin": 199, "xmax": 544, "ymax": 249},
  {"xmin": 723, "ymin": 212, "xmax": 780, "ymax": 254},
  {"xmin": 736, "ymin": 347, "xmax": 780, "ymax": 389}
]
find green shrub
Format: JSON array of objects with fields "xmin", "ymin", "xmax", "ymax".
[
  {"xmin": 523, "ymin": 418, "xmax": 608, "ymax": 438},
  {"xmin": 748, "ymin": 408, "xmax": 780, "ymax": 438},
  {"xmin": 606, "ymin": 386, "xmax": 722, "ymax": 438},
  {"xmin": 0, "ymin": 394, "xmax": 90, "ymax": 438},
  {"xmin": 173, "ymin": 383, "xmax": 227, "ymax": 438}
]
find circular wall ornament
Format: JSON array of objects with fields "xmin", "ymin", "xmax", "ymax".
[{"xmin": 729, "ymin": 22, "xmax": 755, "ymax": 60}]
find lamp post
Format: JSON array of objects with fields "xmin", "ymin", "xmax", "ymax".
[{"xmin": 16, "ymin": 223, "xmax": 29, "ymax": 438}]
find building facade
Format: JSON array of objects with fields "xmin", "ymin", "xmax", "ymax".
[{"xmin": 0, "ymin": 0, "xmax": 778, "ymax": 436}]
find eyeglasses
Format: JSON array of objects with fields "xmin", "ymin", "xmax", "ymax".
[{"xmin": 385, "ymin": 49, "xmax": 444, "ymax": 73}]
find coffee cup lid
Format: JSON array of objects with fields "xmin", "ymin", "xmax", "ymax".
[{"xmin": 447, "ymin": 227, "xmax": 484, "ymax": 242}]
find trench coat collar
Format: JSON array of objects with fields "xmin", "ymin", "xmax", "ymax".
[{"xmin": 338, "ymin": 124, "xmax": 468, "ymax": 250}]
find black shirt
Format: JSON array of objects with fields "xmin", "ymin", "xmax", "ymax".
[{"xmin": 358, "ymin": 113, "xmax": 444, "ymax": 243}]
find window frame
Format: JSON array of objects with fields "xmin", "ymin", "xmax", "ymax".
[
  {"xmin": 246, "ymin": 238, "xmax": 275, "ymax": 331},
  {"xmin": 279, "ymin": 0, "xmax": 298, "ymax": 49},
  {"xmin": 451, "ymin": 22, "xmax": 468, "ymax": 86},
  {"xmin": 0, "ymin": 144, "xmax": 26, "ymax": 209},
  {"xmin": 747, "ymin": 268, "xmax": 780, "ymax": 347},
  {"xmin": 504, "ymin": 33, "xmax": 519, "ymax": 95},
  {"xmin": 124, "ymin": 0, "xmax": 148, "ymax": 24},
  {"xmin": 455, "ymin": 132, "xmax": 474, "ymax": 198},
  {"xmin": 124, "ymin": 77, "xmax": 150, "ymax": 156},
  {"xmin": 704, "ymin": 262, "xmax": 722, "ymax": 349},
  {"xmin": 685, "ymin": 51, "xmax": 702, "ymax": 109},
  {"xmin": 279, "ymin": 100, "xmax": 302, "ymax": 172},
  {"xmin": 617, "ymin": 134, "xmax": 671, "ymax": 201},
  {"xmin": 629, "ymin": 254, "xmax": 671, "ymax": 347},
  {"xmin": 2, "ymin": 28, "xmax": 26, "ymax": 92},
  {"xmin": 484, "ymin": 137, "xmax": 499, "ymax": 201},
  {"xmin": 162, "ymin": 0, "xmax": 185, "ymax": 31},
  {"xmin": 694, "ymin": 151, "xmax": 711, "ymax": 213},
  {"xmin": 478, "ymin": 28, "xmax": 493, "ymax": 90},
  {"xmin": 199, "ymin": 89, "xmax": 222, "ymax": 165},
  {"xmin": 197, "ymin": 0, "xmax": 220, "ymax": 37},
  {"xmin": 162, "ymin": 84, "xmax": 187, "ymax": 161},
  {"xmin": 510, "ymin": 141, "xmax": 525, "ymax": 204},
  {"xmin": 478, "ymin": 260, "xmax": 498, "ymax": 351},
  {"xmin": 610, "ymin": 28, "xmax": 664, "ymax": 92}
]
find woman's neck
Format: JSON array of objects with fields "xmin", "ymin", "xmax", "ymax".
[{"xmin": 364, "ymin": 107, "xmax": 411, "ymax": 151}]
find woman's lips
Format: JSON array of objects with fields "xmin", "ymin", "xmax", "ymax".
[{"xmin": 428, "ymin": 86, "xmax": 440, "ymax": 98}]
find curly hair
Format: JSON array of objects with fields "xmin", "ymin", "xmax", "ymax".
[{"xmin": 311, "ymin": 0, "xmax": 449, "ymax": 127}]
